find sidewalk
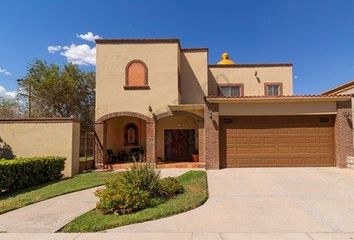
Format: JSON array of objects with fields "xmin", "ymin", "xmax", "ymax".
[
  {"xmin": 0, "ymin": 169, "xmax": 191, "ymax": 233},
  {"xmin": 1, "ymin": 232, "xmax": 354, "ymax": 240}
]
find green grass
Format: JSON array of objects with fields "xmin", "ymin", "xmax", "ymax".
[
  {"xmin": 0, "ymin": 171, "xmax": 121, "ymax": 214},
  {"xmin": 61, "ymin": 170, "xmax": 208, "ymax": 232}
]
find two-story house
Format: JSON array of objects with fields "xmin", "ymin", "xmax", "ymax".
[{"xmin": 94, "ymin": 38, "xmax": 353, "ymax": 169}]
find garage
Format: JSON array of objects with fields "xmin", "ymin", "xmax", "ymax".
[{"xmin": 220, "ymin": 115, "xmax": 335, "ymax": 168}]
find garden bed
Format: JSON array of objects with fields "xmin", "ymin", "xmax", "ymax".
[{"xmin": 60, "ymin": 170, "xmax": 208, "ymax": 232}]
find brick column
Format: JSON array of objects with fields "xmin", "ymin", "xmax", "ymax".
[
  {"xmin": 146, "ymin": 120, "xmax": 156, "ymax": 163},
  {"xmin": 94, "ymin": 121, "xmax": 107, "ymax": 169},
  {"xmin": 204, "ymin": 103, "xmax": 220, "ymax": 169},
  {"xmin": 198, "ymin": 121, "xmax": 205, "ymax": 163},
  {"xmin": 335, "ymin": 100, "xmax": 354, "ymax": 168}
]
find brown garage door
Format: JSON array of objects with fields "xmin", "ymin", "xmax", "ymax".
[{"xmin": 220, "ymin": 115, "xmax": 335, "ymax": 168}]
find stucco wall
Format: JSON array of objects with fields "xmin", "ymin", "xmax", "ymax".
[
  {"xmin": 180, "ymin": 51, "xmax": 208, "ymax": 104},
  {"xmin": 0, "ymin": 120, "xmax": 80, "ymax": 177},
  {"xmin": 106, "ymin": 116, "xmax": 146, "ymax": 153},
  {"xmin": 156, "ymin": 116, "xmax": 198, "ymax": 160},
  {"xmin": 208, "ymin": 66, "xmax": 293, "ymax": 96},
  {"xmin": 219, "ymin": 102, "xmax": 337, "ymax": 116},
  {"xmin": 96, "ymin": 43, "xmax": 179, "ymax": 119}
]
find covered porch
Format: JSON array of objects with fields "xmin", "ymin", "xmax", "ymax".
[{"xmin": 94, "ymin": 106, "xmax": 205, "ymax": 169}]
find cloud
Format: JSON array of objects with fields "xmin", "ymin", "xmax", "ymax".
[
  {"xmin": 76, "ymin": 32, "xmax": 102, "ymax": 42},
  {"xmin": 0, "ymin": 67, "xmax": 11, "ymax": 76},
  {"xmin": 48, "ymin": 45, "xmax": 62, "ymax": 54},
  {"xmin": 61, "ymin": 44, "xmax": 96, "ymax": 66},
  {"xmin": 0, "ymin": 85, "xmax": 17, "ymax": 98},
  {"xmin": 294, "ymin": 75, "xmax": 298, "ymax": 79}
]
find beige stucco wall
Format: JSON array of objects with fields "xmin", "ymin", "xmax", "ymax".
[
  {"xmin": 0, "ymin": 121, "xmax": 80, "ymax": 177},
  {"xmin": 208, "ymin": 66, "xmax": 293, "ymax": 96},
  {"xmin": 106, "ymin": 117, "xmax": 146, "ymax": 153},
  {"xmin": 96, "ymin": 43, "xmax": 179, "ymax": 119},
  {"xmin": 156, "ymin": 116, "xmax": 198, "ymax": 160},
  {"xmin": 219, "ymin": 102, "xmax": 337, "ymax": 116},
  {"xmin": 180, "ymin": 51, "xmax": 208, "ymax": 104}
]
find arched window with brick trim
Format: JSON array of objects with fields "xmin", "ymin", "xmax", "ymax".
[{"xmin": 125, "ymin": 60, "xmax": 149, "ymax": 89}]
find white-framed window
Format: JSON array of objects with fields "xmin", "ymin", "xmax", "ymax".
[
  {"xmin": 265, "ymin": 83, "xmax": 282, "ymax": 96},
  {"xmin": 218, "ymin": 85, "xmax": 243, "ymax": 97}
]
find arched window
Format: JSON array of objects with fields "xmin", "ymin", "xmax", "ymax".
[
  {"xmin": 124, "ymin": 123, "xmax": 139, "ymax": 146},
  {"xmin": 125, "ymin": 60, "xmax": 149, "ymax": 89}
]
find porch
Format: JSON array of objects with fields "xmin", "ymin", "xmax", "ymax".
[{"xmin": 94, "ymin": 110, "xmax": 205, "ymax": 169}]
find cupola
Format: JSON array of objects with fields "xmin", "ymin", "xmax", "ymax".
[{"xmin": 217, "ymin": 52, "xmax": 236, "ymax": 65}]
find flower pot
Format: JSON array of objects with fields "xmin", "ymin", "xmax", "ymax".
[{"xmin": 192, "ymin": 154, "xmax": 199, "ymax": 162}]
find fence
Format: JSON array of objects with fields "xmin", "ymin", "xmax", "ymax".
[{"xmin": 79, "ymin": 131, "xmax": 94, "ymax": 171}]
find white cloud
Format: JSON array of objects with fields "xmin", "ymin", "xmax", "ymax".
[
  {"xmin": 0, "ymin": 85, "xmax": 17, "ymax": 98},
  {"xmin": 61, "ymin": 44, "xmax": 96, "ymax": 66},
  {"xmin": 294, "ymin": 75, "xmax": 298, "ymax": 79},
  {"xmin": 76, "ymin": 32, "xmax": 102, "ymax": 42},
  {"xmin": 0, "ymin": 67, "xmax": 11, "ymax": 76},
  {"xmin": 48, "ymin": 45, "xmax": 62, "ymax": 53}
]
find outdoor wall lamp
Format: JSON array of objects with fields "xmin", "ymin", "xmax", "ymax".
[
  {"xmin": 343, "ymin": 111, "xmax": 351, "ymax": 120},
  {"xmin": 209, "ymin": 109, "xmax": 213, "ymax": 119}
]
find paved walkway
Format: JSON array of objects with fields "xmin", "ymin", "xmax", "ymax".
[
  {"xmin": 0, "ymin": 169, "xmax": 191, "ymax": 233},
  {"xmin": 110, "ymin": 168, "xmax": 354, "ymax": 234}
]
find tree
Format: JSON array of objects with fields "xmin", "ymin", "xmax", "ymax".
[
  {"xmin": 0, "ymin": 96, "xmax": 23, "ymax": 118},
  {"xmin": 18, "ymin": 60, "xmax": 95, "ymax": 130}
]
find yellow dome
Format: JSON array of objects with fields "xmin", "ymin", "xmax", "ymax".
[{"xmin": 217, "ymin": 52, "xmax": 236, "ymax": 65}]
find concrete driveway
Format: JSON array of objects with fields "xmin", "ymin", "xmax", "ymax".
[{"xmin": 109, "ymin": 167, "xmax": 354, "ymax": 234}]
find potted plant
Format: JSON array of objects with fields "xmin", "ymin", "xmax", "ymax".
[{"xmin": 192, "ymin": 148, "xmax": 199, "ymax": 162}]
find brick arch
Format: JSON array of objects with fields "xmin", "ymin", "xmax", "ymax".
[
  {"xmin": 155, "ymin": 111, "xmax": 203, "ymax": 122},
  {"xmin": 96, "ymin": 112, "xmax": 152, "ymax": 123}
]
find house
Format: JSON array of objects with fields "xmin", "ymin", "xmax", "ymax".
[
  {"xmin": 94, "ymin": 38, "xmax": 353, "ymax": 169},
  {"xmin": 322, "ymin": 79, "xmax": 354, "ymax": 95}
]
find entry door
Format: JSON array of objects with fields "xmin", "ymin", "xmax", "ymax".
[{"xmin": 164, "ymin": 129, "xmax": 195, "ymax": 162}]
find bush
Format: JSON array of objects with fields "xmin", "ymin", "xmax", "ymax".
[
  {"xmin": 95, "ymin": 163, "xmax": 184, "ymax": 215},
  {"xmin": 158, "ymin": 177, "xmax": 185, "ymax": 199},
  {"xmin": 0, "ymin": 156, "xmax": 65, "ymax": 192}
]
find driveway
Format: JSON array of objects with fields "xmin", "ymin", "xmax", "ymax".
[{"xmin": 109, "ymin": 167, "xmax": 354, "ymax": 234}]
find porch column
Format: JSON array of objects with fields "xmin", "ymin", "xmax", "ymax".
[
  {"xmin": 198, "ymin": 120, "xmax": 205, "ymax": 163},
  {"xmin": 94, "ymin": 121, "xmax": 107, "ymax": 169},
  {"xmin": 204, "ymin": 102, "xmax": 220, "ymax": 169},
  {"xmin": 146, "ymin": 119, "xmax": 156, "ymax": 163},
  {"xmin": 335, "ymin": 100, "xmax": 354, "ymax": 167}
]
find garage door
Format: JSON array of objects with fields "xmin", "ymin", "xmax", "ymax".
[{"xmin": 220, "ymin": 115, "xmax": 335, "ymax": 168}]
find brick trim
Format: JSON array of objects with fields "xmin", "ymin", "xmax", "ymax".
[
  {"xmin": 0, "ymin": 118, "xmax": 80, "ymax": 123},
  {"xmin": 96, "ymin": 112, "xmax": 152, "ymax": 123},
  {"xmin": 334, "ymin": 100, "xmax": 354, "ymax": 167},
  {"xmin": 264, "ymin": 82, "xmax": 283, "ymax": 96},
  {"xmin": 217, "ymin": 83, "xmax": 244, "ymax": 97},
  {"xmin": 208, "ymin": 63, "xmax": 293, "ymax": 68},
  {"xmin": 125, "ymin": 59, "xmax": 149, "ymax": 88}
]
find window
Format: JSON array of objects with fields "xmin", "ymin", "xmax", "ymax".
[
  {"xmin": 218, "ymin": 84, "xmax": 243, "ymax": 97},
  {"xmin": 265, "ymin": 83, "xmax": 282, "ymax": 96},
  {"xmin": 125, "ymin": 60, "xmax": 149, "ymax": 90}
]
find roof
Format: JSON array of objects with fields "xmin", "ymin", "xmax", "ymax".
[
  {"xmin": 0, "ymin": 118, "xmax": 80, "ymax": 123},
  {"xmin": 322, "ymin": 79, "xmax": 354, "ymax": 95},
  {"xmin": 95, "ymin": 38, "xmax": 182, "ymax": 49},
  {"xmin": 205, "ymin": 94, "xmax": 352, "ymax": 103},
  {"xmin": 208, "ymin": 63, "xmax": 293, "ymax": 68}
]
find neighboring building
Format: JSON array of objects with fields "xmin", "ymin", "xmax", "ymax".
[
  {"xmin": 322, "ymin": 79, "xmax": 354, "ymax": 95},
  {"xmin": 94, "ymin": 38, "xmax": 353, "ymax": 169}
]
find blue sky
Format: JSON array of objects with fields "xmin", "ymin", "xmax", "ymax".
[{"xmin": 1, "ymin": 0, "xmax": 354, "ymax": 96}]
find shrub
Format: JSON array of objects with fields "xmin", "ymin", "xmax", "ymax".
[
  {"xmin": 95, "ymin": 163, "xmax": 185, "ymax": 215},
  {"xmin": 95, "ymin": 176, "xmax": 151, "ymax": 215},
  {"xmin": 0, "ymin": 156, "xmax": 65, "ymax": 192},
  {"xmin": 158, "ymin": 177, "xmax": 185, "ymax": 199}
]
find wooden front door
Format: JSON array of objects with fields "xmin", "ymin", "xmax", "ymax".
[{"xmin": 164, "ymin": 129, "xmax": 195, "ymax": 162}]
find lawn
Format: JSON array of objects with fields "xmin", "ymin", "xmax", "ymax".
[
  {"xmin": 61, "ymin": 170, "xmax": 208, "ymax": 232},
  {"xmin": 0, "ymin": 171, "xmax": 120, "ymax": 214}
]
